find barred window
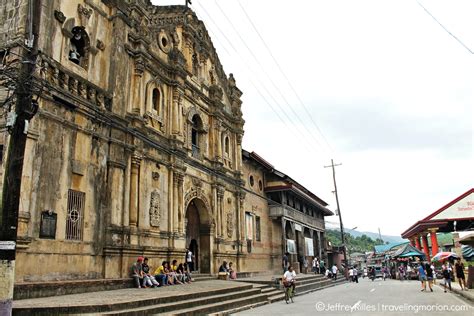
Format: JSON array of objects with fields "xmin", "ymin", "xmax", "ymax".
[{"xmin": 66, "ymin": 189, "xmax": 85, "ymax": 241}]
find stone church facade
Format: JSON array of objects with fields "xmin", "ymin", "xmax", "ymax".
[{"xmin": 0, "ymin": 0, "xmax": 332, "ymax": 282}]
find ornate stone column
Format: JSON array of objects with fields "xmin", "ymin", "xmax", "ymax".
[
  {"xmin": 168, "ymin": 169, "xmax": 174, "ymax": 234},
  {"xmin": 129, "ymin": 154, "xmax": 141, "ymax": 227},
  {"xmin": 216, "ymin": 130, "xmax": 224, "ymax": 161},
  {"xmin": 217, "ymin": 187, "xmax": 225, "ymax": 238},
  {"xmin": 172, "ymin": 172, "xmax": 182, "ymax": 234},
  {"xmin": 317, "ymin": 231, "xmax": 322, "ymax": 260},
  {"xmin": 131, "ymin": 59, "xmax": 144, "ymax": 114},
  {"xmin": 235, "ymin": 191, "xmax": 242, "ymax": 243},
  {"xmin": 174, "ymin": 172, "xmax": 184, "ymax": 234},
  {"xmin": 212, "ymin": 185, "xmax": 218, "ymax": 236},
  {"xmin": 236, "ymin": 134, "xmax": 243, "ymax": 170},
  {"xmin": 239, "ymin": 191, "xmax": 246, "ymax": 246},
  {"xmin": 172, "ymin": 88, "xmax": 183, "ymax": 135}
]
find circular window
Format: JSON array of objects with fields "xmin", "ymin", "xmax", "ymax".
[
  {"xmin": 249, "ymin": 175, "xmax": 254, "ymax": 187},
  {"xmin": 158, "ymin": 32, "xmax": 171, "ymax": 53},
  {"xmin": 258, "ymin": 180, "xmax": 263, "ymax": 191}
]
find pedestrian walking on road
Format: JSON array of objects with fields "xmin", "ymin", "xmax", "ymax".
[
  {"xmin": 319, "ymin": 259, "xmax": 326, "ymax": 275},
  {"xmin": 312, "ymin": 257, "xmax": 319, "ymax": 274},
  {"xmin": 353, "ymin": 266, "xmax": 359, "ymax": 283},
  {"xmin": 331, "ymin": 264, "xmax": 338, "ymax": 281},
  {"xmin": 398, "ymin": 265, "xmax": 405, "ymax": 281},
  {"xmin": 455, "ymin": 259, "xmax": 468, "ymax": 291},
  {"xmin": 185, "ymin": 248, "xmax": 195, "ymax": 272},
  {"xmin": 425, "ymin": 263, "xmax": 434, "ymax": 292},
  {"xmin": 349, "ymin": 267, "xmax": 353, "ymax": 281},
  {"xmin": 370, "ymin": 267, "xmax": 376, "ymax": 281},
  {"xmin": 442, "ymin": 263, "xmax": 452, "ymax": 293},
  {"xmin": 418, "ymin": 264, "xmax": 427, "ymax": 292},
  {"xmin": 430, "ymin": 263, "xmax": 436, "ymax": 285}
]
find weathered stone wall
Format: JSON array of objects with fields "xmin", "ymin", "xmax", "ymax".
[{"xmin": 0, "ymin": 0, "xmax": 317, "ymax": 282}]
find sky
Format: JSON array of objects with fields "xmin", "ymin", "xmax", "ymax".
[{"xmin": 152, "ymin": 0, "xmax": 474, "ymax": 236}]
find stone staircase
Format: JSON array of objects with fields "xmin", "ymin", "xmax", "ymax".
[
  {"xmin": 13, "ymin": 281, "xmax": 268, "ymax": 316},
  {"xmin": 13, "ymin": 275, "xmax": 347, "ymax": 315},
  {"xmin": 209, "ymin": 274, "xmax": 348, "ymax": 315}
]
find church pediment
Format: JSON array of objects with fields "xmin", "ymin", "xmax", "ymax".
[{"xmin": 120, "ymin": 2, "xmax": 243, "ymax": 120}]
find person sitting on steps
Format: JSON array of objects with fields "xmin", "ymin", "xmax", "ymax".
[{"xmin": 130, "ymin": 256, "xmax": 146, "ymax": 288}]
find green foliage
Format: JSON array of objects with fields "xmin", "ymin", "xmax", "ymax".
[{"xmin": 326, "ymin": 229, "xmax": 385, "ymax": 253}]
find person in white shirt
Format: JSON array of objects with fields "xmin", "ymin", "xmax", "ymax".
[
  {"xmin": 312, "ymin": 257, "xmax": 319, "ymax": 274},
  {"xmin": 283, "ymin": 266, "xmax": 297, "ymax": 293},
  {"xmin": 353, "ymin": 267, "xmax": 359, "ymax": 283},
  {"xmin": 430, "ymin": 264, "xmax": 436, "ymax": 284},
  {"xmin": 349, "ymin": 268, "xmax": 354, "ymax": 281},
  {"xmin": 332, "ymin": 264, "xmax": 338, "ymax": 280}
]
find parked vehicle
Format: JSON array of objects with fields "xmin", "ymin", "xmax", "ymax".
[{"xmin": 367, "ymin": 265, "xmax": 383, "ymax": 279}]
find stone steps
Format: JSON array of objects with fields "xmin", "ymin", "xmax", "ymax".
[
  {"xmin": 100, "ymin": 288, "xmax": 265, "ymax": 315},
  {"xmin": 13, "ymin": 283, "xmax": 255, "ymax": 316},
  {"xmin": 13, "ymin": 274, "xmax": 216, "ymax": 300},
  {"xmin": 213, "ymin": 279, "xmax": 348, "ymax": 315},
  {"xmin": 154, "ymin": 292, "xmax": 269, "ymax": 316}
]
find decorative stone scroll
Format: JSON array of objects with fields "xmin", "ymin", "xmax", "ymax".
[{"xmin": 149, "ymin": 190, "xmax": 161, "ymax": 227}]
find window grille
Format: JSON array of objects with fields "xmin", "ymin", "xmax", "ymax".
[{"xmin": 66, "ymin": 189, "xmax": 85, "ymax": 241}]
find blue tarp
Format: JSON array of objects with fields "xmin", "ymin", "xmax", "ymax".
[
  {"xmin": 374, "ymin": 241, "xmax": 409, "ymax": 254},
  {"xmin": 392, "ymin": 244, "xmax": 426, "ymax": 259},
  {"xmin": 461, "ymin": 245, "xmax": 474, "ymax": 260}
]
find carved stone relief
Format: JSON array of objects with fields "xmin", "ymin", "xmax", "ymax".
[
  {"xmin": 149, "ymin": 190, "xmax": 161, "ymax": 227},
  {"xmin": 226, "ymin": 210, "xmax": 233, "ymax": 238}
]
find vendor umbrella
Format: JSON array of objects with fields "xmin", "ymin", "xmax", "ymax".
[{"xmin": 431, "ymin": 251, "xmax": 459, "ymax": 262}]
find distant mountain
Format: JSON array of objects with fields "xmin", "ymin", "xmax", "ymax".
[
  {"xmin": 345, "ymin": 229, "xmax": 405, "ymax": 244},
  {"xmin": 325, "ymin": 222, "xmax": 405, "ymax": 244}
]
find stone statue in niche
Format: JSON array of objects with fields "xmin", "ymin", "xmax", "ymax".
[
  {"xmin": 149, "ymin": 190, "xmax": 161, "ymax": 227},
  {"xmin": 226, "ymin": 210, "xmax": 233, "ymax": 238}
]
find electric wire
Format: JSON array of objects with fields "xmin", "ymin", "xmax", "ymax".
[
  {"xmin": 211, "ymin": 0, "xmax": 331, "ymax": 158},
  {"xmin": 193, "ymin": 2, "xmax": 324, "ymax": 156},
  {"xmin": 237, "ymin": 0, "xmax": 335, "ymax": 154},
  {"xmin": 416, "ymin": 0, "xmax": 473, "ymax": 54}
]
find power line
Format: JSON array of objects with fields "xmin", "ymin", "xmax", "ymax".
[
  {"xmin": 193, "ymin": 2, "xmax": 324, "ymax": 156},
  {"xmin": 237, "ymin": 0, "xmax": 336, "ymax": 154},
  {"xmin": 416, "ymin": 0, "xmax": 473, "ymax": 54},
  {"xmin": 212, "ymin": 0, "xmax": 331, "ymax": 157}
]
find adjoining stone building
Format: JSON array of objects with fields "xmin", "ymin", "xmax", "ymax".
[{"xmin": 0, "ymin": 0, "xmax": 332, "ymax": 283}]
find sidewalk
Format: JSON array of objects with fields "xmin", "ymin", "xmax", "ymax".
[{"xmin": 439, "ymin": 280, "xmax": 474, "ymax": 302}]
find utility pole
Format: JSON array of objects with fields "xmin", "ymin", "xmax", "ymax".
[
  {"xmin": 0, "ymin": 0, "xmax": 39, "ymax": 314},
  {"xmin": 324, "ymin": 159, "xmax": 347, "ymax": 269}
]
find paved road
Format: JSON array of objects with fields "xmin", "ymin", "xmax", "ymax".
[{"xmin": 237, "ymin": 277, "xmax": 474, "ymax": 315}]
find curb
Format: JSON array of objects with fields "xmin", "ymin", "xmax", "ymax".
[{"xmin": 438, "ymin": 282, "xmax": 473, "ymax": 303}]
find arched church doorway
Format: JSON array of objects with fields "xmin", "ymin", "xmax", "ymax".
[{"xmin": 185, "ymin": 198, "xmax": 212, "ymax": 273}]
